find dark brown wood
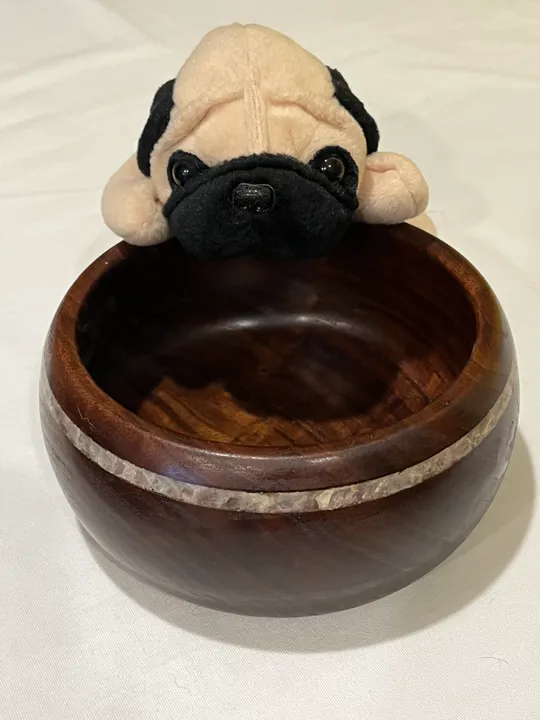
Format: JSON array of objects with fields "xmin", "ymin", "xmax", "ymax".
[
  {"xmin": 40, "ymin": 223, "xmax": 519, "ymax": 616},
  {"xmin": 44, "ymin": 224, "xmax": 513, "ymax": 492}
]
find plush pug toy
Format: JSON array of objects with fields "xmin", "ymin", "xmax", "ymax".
[{"xmin": 102, "ymin": 23, "xmax": 428, "ymax": 259}]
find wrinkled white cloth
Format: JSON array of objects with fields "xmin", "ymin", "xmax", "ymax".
[{"xmin": 1, "ymin": 2, "xmax": 539, "ymax": 718}]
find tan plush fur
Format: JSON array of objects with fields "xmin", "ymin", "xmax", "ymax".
[
  {"xmin": 356, "ymin": 152, "xmax": 429, "ymax": 224},
  {"xmin": 101, "ymin": 155, "xmax": 169, "ymax": 245},
  {"xmin": 102, "ymin": 23, "xmax": 428, "ymax": 245}
]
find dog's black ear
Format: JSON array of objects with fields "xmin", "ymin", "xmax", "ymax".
[
  {"xmin": 328, "ymin": 68, "xmax": 379, "ymax": 154},
  {"xmin": 137, "ymin": 79, "xmax": 175, "ymax": 176}
]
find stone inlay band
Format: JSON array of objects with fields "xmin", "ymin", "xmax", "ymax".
[{"xmin": 42, "ymin": 365, "xmax": 517, "ymax": 514}]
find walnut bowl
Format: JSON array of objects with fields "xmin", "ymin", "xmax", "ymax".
[{"xmin": 40, "ymin": 224, "xmax": 518, "ymax": 617}]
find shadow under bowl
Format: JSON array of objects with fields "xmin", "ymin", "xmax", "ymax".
[{"xmin": 40, "ymin": 223, "xmax": 518, "ymax": 616}]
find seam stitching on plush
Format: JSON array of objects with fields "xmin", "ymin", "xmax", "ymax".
[{"xmin": 244, "ymin": 27, "xmax": 266, "ymax": 153}]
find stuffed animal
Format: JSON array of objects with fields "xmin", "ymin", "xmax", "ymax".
[{"xmin": 102, "ymin": 23, "xmax": 428, "ymax": 260}]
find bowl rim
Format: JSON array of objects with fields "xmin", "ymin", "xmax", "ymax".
[{"xmin": 43, "ymin": 224, "xmax": 515, "ymax": 494}]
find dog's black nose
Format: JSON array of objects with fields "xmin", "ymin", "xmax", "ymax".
[{"xmin": 232, "ymin": 183, "xmax": 275, "ymax": 213}]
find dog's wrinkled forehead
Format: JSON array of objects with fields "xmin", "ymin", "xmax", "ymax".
[{"xmin": 137, "ymin": 24, "xmax": 379, "ymax": 192}]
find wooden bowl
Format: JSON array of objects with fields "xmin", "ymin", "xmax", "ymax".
[{"xmin": 40, "ymin": 224, "xmax": 519, "ymax": 617}]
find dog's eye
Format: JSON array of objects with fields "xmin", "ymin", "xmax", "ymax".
[
  {"xmin": 167, "ymin": 152, "xmax": 208, "ymax": 188},
  {"xmin": 170, "ymin": 161, "xmax": 197, "ymax": 186},
  {"xmin": 313, "ymin": 155, "xmax": 346, "ymax": 182}
]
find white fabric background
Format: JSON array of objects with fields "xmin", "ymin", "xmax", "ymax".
[{"xmin": 1, "ymin": 1, "xmax": 539, "ymax": 718}]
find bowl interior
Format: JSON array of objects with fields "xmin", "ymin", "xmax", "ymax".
[{"xmin": 77, "ymin": 229, "xmax": 477, "ymax": 448}]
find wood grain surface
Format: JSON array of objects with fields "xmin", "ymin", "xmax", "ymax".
[
  {"xmin": 41, "ymin": 394, "xmax": 518, "ymax": 616},
  {"xmin": 40, "ymin": 223, "xmax": 519, "ymax": 615}
]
